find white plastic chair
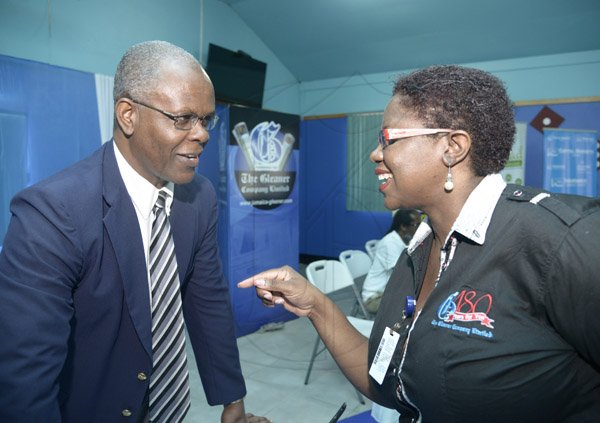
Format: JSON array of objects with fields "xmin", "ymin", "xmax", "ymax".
[
  {"xmin": 339, "ymin": 249, "xmax": 373, "ymax": 318},
  {"xmin": 365, "ymin": 239, "xmax": 379, "ymax": 261},
  {"xmin": 304, "ymin": 259, "xmax": 374, "ymax": 404},
  {"xmin": 305, "ymin": 259, "xmax": 357, "ymax": 298},
  {"xmin": 339, "ymin": 249, "xmax": 372, "ymax": 280}
]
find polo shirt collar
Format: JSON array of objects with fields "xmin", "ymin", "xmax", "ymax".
[{"xmin": 407, "ymin": 173, "xmax": 506, "ymax": 254}]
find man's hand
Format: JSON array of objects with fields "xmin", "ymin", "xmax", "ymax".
[
  {"xmin": 245, "ymin": 413, "xmax": 272, "ymax": 423},
  {"xmin": 221, "ymin": 400, "xmax": 272, "ymax": 423}
]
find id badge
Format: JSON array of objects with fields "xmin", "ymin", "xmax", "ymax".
[{"xmin": 368, "ymin": 327, "xmax": 400, "ymax": 385}]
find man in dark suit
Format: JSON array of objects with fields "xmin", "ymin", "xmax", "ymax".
[{"xmin": 0, "ymin": 41, "xmax": 266, "ymax": 423}]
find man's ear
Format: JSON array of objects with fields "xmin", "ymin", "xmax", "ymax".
[
  {"xmin": 443, "ymin": 130, "xmax": 472, "ymax": 167},
  {"xmin": 115, "ymin": 98, "xmax": 136, "ymax": 137}
]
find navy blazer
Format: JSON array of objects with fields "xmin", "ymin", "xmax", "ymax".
[{"xmin": 0, "ymin": 142, "xmax": 246, "ymax": 422}]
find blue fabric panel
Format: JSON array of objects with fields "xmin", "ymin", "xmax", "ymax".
[
  {"xmin": 211, "ymin": 105, "xmax": 298, "ymax": 337},
  {"xmin": 203, "ymin": 104, "xmax": 231, "ymax": 292},
  {"xmin": 300, "ymin": 118, "xmax": 391, "ymax": 258},
  {"xmin": 0, "ymin": 113, "xmax": 27, "ymax": 245},
  {"xmin": 0, "ymin": 55, "xmax": 101, "ymax": 246},
  {"xmin": 197, "ymin": 104, "xmax": 227, "ymax": 195},
  {"xmin": 225, "ymin": 106, "xmax": 299, "ymax": 336}
]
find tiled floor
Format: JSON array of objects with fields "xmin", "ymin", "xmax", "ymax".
[{"xmin": 185, "ymin": 287, "xmax": 373, "ymax": 423}]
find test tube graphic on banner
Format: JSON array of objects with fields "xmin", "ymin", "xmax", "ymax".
[
  {"xmin": 277, "ymin": 133, "xmax": 295, "ymax": 171},
  {"xmin": 232, "ymin": 122, "xmax": 255, "ymax": 170}
]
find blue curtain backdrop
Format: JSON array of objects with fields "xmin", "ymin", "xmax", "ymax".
[
  {"xmin": 0, "ymin": 55, "xmax": 101, "ymax": 246},
  {"xmin": 299, "ymin": 117, "xmax": 392, "ymax": 258}
]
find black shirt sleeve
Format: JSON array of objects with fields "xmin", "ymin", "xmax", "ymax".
[{"xmin": 543, "ymin": 205, "xmax": 600, "ymax": 373}]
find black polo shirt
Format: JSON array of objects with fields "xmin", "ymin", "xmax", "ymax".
[{"xmin": 369, "ymin": 178, "xmax": 600, "ymax": 423}]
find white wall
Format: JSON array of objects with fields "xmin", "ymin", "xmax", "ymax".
[
  {"xmin": 1, "ymin": 1, "xmax": 598, "ymax": 117},
  {"xmin": 0, "ymin": 0, "xmax": 301, "ymax": 115},
  {"xmin": 201, "ymin": 0, "xmax": 300, "ymax": 114},
  {"xmin": 300, "ymin": 49, "xmax": 600, "ymax": 117},
  {"xmin": 0, "ymin": 0, "xmax": 202, "ymax": 76}
]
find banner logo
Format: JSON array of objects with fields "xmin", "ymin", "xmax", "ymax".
[{"xmin": 232, "ymin": 121, "xmax": 296, "ymax": 210}]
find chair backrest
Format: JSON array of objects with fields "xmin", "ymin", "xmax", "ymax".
[
  {"xmin": 339, "ymin": 249, "xmax": 373, "ymax": 280},
  {"xmin": 364, "ymin": 239, "xmax": 378, "ymax": 260},
  {"xmin": 306, "ymin": 259, "xmax": 355, "ymax": 294}
]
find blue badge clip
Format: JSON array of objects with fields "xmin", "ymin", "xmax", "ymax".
[{"xmin": 404, "ymin": 296, "xmax": 416, "ymax": 318}]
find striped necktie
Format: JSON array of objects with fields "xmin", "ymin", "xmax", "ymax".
[{"xmin": 148, "ymin": 190, "xmax": 191, "ymax": 423}]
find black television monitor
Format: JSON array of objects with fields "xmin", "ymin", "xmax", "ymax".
[{"xmin": 206, "ymin": 43, "xmax": 267, "ymax": 109}]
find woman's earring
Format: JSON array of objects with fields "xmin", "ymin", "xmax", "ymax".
[{"xmin": 444, "ymin": 164, "xmax": 454, "ymax": 192}]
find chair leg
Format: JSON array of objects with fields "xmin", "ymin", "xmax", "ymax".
[
  {"xmin": 351, "ymin": 284, "xmax": 371, "ymax": 319},
  {"xmin": 350, "ymin": 300, "xmax": 359, "ymax": 316},
  {"xmin": 304, "ymin": 335, "xmax": 321, "ymax": 385}
]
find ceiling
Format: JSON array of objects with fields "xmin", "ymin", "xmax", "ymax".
[{"xmin": 220, "ymin": 0, "xmax": 600, "ymax": 82}]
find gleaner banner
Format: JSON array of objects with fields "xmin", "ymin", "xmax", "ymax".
[{"xmin": 216, "ymin": 104, "xmax": 299, "ymax": 336}]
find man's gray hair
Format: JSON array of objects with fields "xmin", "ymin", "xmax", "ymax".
[{"xmin": 113, "ymin": 40, "xmax": 201, "ymax": 103}]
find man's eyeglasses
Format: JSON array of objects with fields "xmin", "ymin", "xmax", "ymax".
[
  {"xmin": 378, "ymin": 128, "xmax": 452, "ymax": 150},
  {"xmin": 130, "ymin": 99, "xmax": 219, "ymax": 131}
]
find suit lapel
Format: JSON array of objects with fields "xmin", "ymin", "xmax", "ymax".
[{"xmin": 101, "ymin": 143, "xmax": 153, "ymax": 358}]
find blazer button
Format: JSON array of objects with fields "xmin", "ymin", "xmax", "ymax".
[
  {"xmin": 137, "ymin": 372, "xmax": 147, "ymax": 381},
  {"xmin": 121, "ymin": 409, "xmax": 132, "ymax": 417}
]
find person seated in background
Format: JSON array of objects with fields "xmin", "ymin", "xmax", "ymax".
[{"xmin": 362, "ymin": 209, "xmax": 420, "ymax": 313}]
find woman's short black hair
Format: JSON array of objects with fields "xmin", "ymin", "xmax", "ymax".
[{"xmin": 393, "ymin": 65, "xmax": 515, "ymax": 176}]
